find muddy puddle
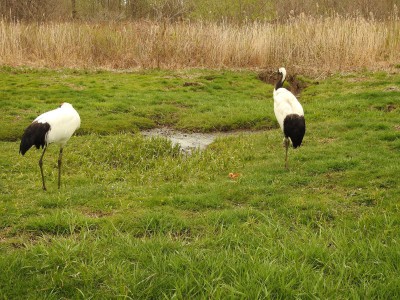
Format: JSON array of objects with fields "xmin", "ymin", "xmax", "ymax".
[{"xmin": 141, "ymin": 127, "xmax": 258, "ymax": 153}]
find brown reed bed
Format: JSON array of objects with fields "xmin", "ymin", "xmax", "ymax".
[{"xmin": 0, "ymin": 16, "xmax": 399, "ymax": 74}]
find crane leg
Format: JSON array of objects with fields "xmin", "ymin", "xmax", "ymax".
[
  {"xmin": 39, "ymin": 146, "xmax": 47, "ymax": 191},
  {"xmin": 58, "ymin": 147, "xmax": 63, "ymax": 189},
  {"xmin": 284, "ymin": 138, "xmax": 289, "ymax": 170}
]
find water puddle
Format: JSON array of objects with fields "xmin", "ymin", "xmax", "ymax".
[{"xmin": 141, "ymin": 127, "xmax": 258, "ymax": 154}]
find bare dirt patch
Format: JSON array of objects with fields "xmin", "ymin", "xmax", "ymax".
[
  {"xmin": 183, "ymin": 81, "xmax": 204, "ymax": 87},
  {"xmin": 384, "ymin": 86, "xmax": 400, "ymax": 92},
  {"xmin": 83, "ymin": 210, "xmax": 113, "ymax": 219}
]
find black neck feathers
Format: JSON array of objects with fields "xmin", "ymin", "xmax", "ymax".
[{"xmin": 275, "ymin": 72, "xmax": 284, "ymax": 90}]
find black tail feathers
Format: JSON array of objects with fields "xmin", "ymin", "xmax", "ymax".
[
  {"xmin": 283, "ymin": 114, "xmax": 306, "ymax": 149},
  {"xmin": 19, "ymin": 122, "xmax": 51, "ymax": 155}
]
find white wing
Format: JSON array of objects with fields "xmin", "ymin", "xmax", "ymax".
[
  {"xmin": 273, "ymin": 88, "xmax": 304, "ymax": 131},
  {"xmin": 35, "ymin": 105, "xmax": 80, "ymax": 146}
]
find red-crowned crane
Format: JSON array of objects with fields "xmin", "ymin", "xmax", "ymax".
[
  {"xmin": 273, "ymin": 67, "xmax": 305, "ymax": 169},
  {"xmin": 20, "ymin": 103, "xmax": 81, "ymax": 190}
]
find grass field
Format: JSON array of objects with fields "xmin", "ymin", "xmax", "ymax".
[{"xmin": 0, "ymin": 67, "xmax": 400, "ymax": 298}]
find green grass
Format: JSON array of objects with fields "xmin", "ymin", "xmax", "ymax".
[
  {"xmin": 0, "ymin": 67, "xmax": 400, "ymax": 298},
  {"xmin": 0, "ymin": 67, "xmax": 273, "ymax": 141}
]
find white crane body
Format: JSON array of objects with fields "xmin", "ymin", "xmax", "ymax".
[
  {"xmin": 273, "ymin": 67, "xmax": 306, "ymax": 169},
  {"xmin": 33, "ymin": 103, "xmax": 81, "ymax": 147},
  {"xmin": 20, "ymin": 103, "xmax": 80, "ymax": 190},
  {"xmin": 273, "ymin": 87, "xmax": 304, "ymax": 131}
]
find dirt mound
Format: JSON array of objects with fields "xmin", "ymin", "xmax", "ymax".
[{"xmin": 258, "ymin": 70, "xmax": 310, "ymax": 95}]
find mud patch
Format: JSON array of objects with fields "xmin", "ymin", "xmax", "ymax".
[
  {"xmin": 385, "ymin": 104, "xmax": 397, "ymax": 112},
  {"xmin": 142, "ymin": 127, "xmax": 259, "ymax": 154},
  {"xmin": 373, "ymin": 104, "xmax": 397, "ymax": 112}
]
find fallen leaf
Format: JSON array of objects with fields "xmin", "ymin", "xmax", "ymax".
[{"xmin": 228, "ymin": 172, "xmax": 240, "ymax": 179}]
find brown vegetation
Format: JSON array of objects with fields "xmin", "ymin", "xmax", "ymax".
[{"xmin": 0, "ymin": 16, "xmax": 399, "ymax": 74}]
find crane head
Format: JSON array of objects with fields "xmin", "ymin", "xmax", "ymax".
[{"xmin": 277, "ymin": 67, "xmax": 287, "ymax": 83}]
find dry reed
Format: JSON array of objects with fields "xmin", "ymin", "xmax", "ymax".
[{"xmin": 0, "ymin": 16, "xmax": 399, "ymax": 74}]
